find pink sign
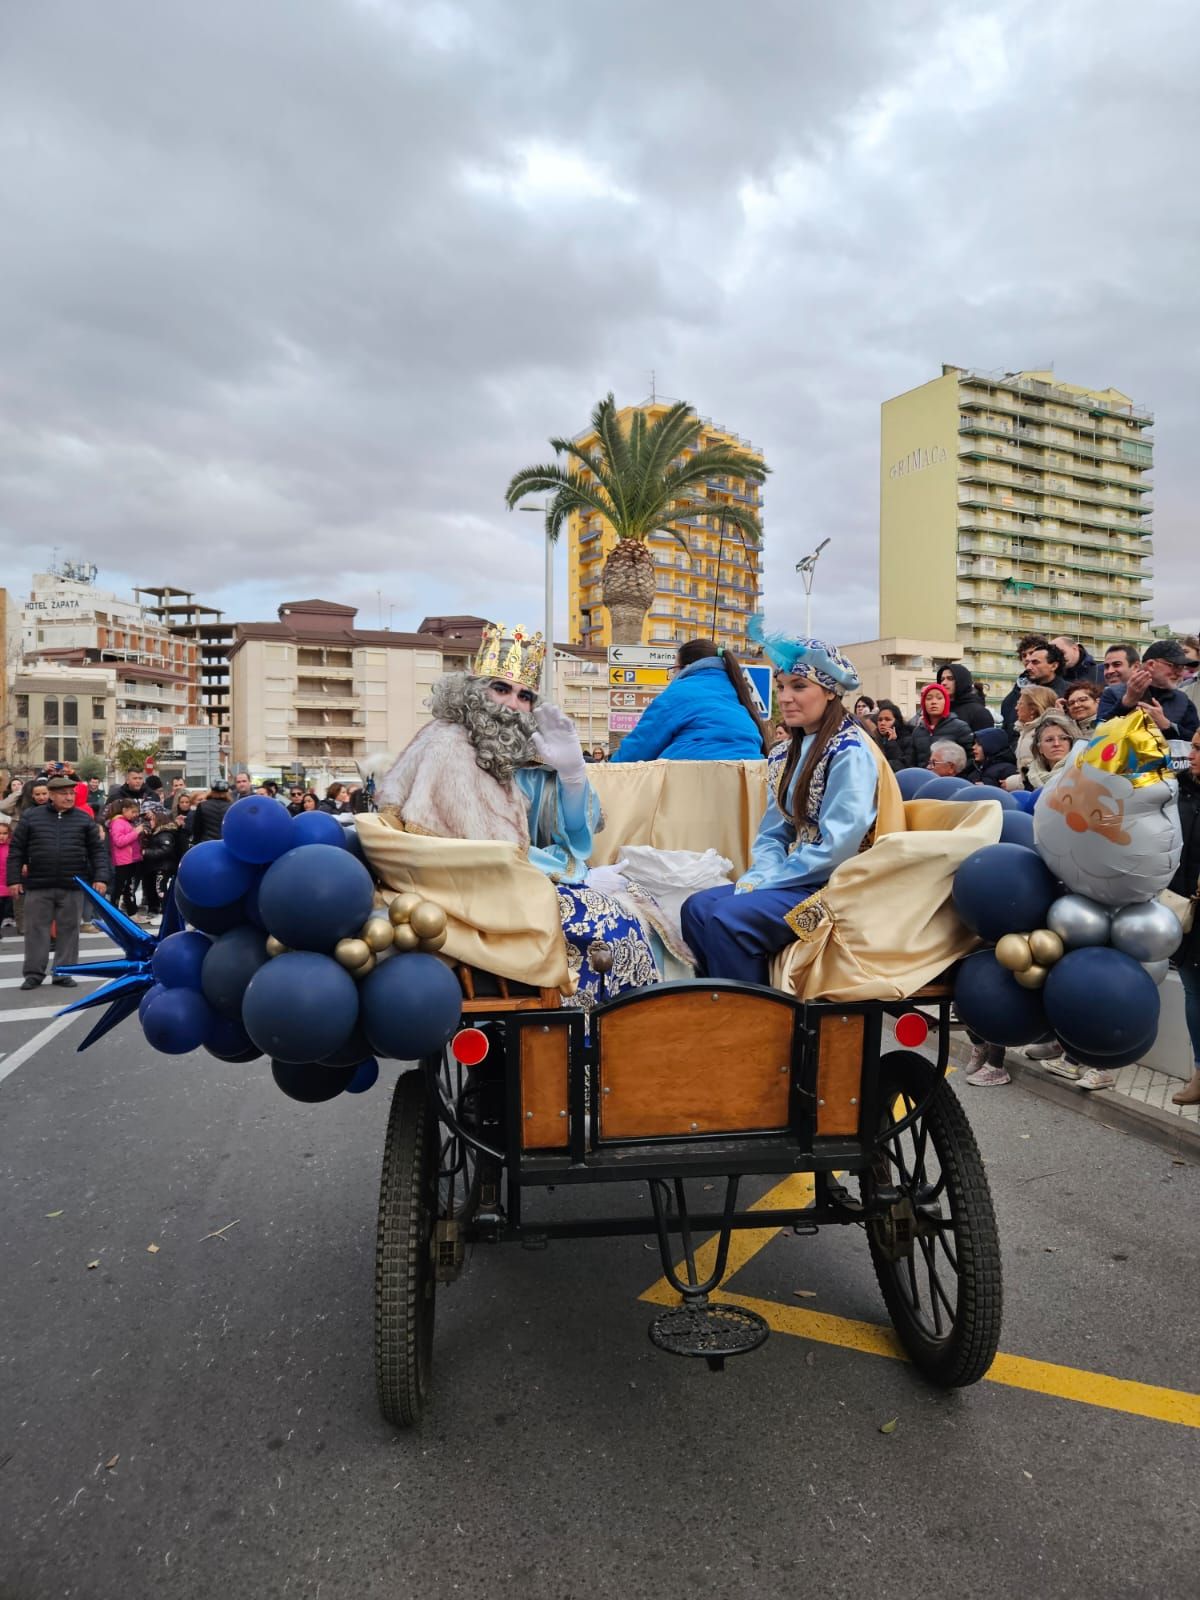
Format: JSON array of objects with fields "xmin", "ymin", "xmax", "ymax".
[{"xmin": 608, "ymin": 710, "xmax": 641, "ymax": 733}]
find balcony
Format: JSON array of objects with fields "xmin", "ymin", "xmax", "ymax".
[
  {"xmin": 955, "ymin": 370, "xmax": 1152, "ymax": 426},
  {"xmin": 294, "ymin": 692, "xmax": 360, "ymax": 710},
  {"xmin": 291, "ymin": 718, "xmax": 366, "ymax": 739}
]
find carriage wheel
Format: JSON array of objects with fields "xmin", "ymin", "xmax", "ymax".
[
  {"xmin": 375, "ymin": 1069, "xmax": 437, "ymax": 1427},
  {"xmin": 865, "ymin": 1052, "xmax": 1002, "ymax": 1388},
  {"xmin": 436, "ymin": 1049, "xmax": 484, "ymax": 1223}
]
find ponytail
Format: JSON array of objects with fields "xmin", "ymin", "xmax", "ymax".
[{"xmin": 676, "ymin": 636, "xmax": 771, "ymax": 755}]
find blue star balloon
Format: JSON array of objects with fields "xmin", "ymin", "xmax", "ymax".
[{"xmin": 55, "ymin": 879, "xmax": 187, "ymax": 1051}]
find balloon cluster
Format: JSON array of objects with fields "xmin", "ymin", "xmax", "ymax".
[
  {"xmin": 136, "ymin": 797, "xmax": 463, "ymax": 1103},
  {"xmin": 894, "ymin": 768, "xmax": 1036, "ymax": 846},
  {"xmin": 950, "ymin": 828, "xmax": 1182, "ymax": 1070}
]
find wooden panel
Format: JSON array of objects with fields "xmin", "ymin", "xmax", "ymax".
[
  {"xmin": 598, "ymin": 990, "xmax": 792, "ymax": 1140},
  {"xmin": 520, "ymin": 1025, "xmax": 569, "ymax": 1149},
  {"xmin": 816, "ymin": 1013, "xmax": 865, "ymax": 1137}
]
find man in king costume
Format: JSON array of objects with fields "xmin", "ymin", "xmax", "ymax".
[{"xmin": 377, "ymin": 623, "xmax": 658, "ymax": 1006}]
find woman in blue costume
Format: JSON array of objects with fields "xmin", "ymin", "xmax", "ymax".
[
  {"xmin": 680, "ymin": 628, "xmax": 879, "ymax": 986},
  {"xmin": 608, "ymin": 638, "xmax": 769, "ymax": 763},
  {"xmin": 378, "ymin": 622, "xmax": 658, "ymax": 1010}
]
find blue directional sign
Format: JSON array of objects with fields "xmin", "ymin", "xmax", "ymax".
[{"xmin": 740, "ymin": 663, "xmax": 772, "ymax": 719}]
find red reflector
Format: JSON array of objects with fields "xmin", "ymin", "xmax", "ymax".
[
  {"xmin": 894, "ymin": 1013, "xmax": 929, "ymax": 1049},
  {"xmin": 451, "ymin": 1027, "xmax": 489, "ymax": 1067}
]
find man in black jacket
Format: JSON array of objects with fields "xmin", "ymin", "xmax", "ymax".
[
  {"xmin": 1000, "ymin": 639, "xmax": 1069, "ymax": 734},
  {"xmin": 1051, "ymin": 635, "xmax": 1103, "ymax": 685},
  {"xmin": 6, "ymin": 776, "xmax": 109, "ymax": 989},
  {"xmin": 1095, "ymin": 639, "xmax": 1199, "ymax": 740}
]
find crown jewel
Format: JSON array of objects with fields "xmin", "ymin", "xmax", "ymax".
[{"xmin": 472, "ymin": 622, "xmax": 546, "ymax": 692}]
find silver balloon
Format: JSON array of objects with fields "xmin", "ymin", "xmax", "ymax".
[
  {"xmin": 1142, "ymin": 959, "xmax": 1170, "ymax": 986},
  {"xmin": 1110, "ymin": 900, "xmax": 1183, "ymax": 963},
  {"xmin": 1045, "ymin": 893, "xmax": 1112, "ymax": 950}
]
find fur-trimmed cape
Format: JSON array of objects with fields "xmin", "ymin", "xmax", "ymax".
[{"xmin": 376, "ymin": 720, "xmax": 530, "ymax": 850}]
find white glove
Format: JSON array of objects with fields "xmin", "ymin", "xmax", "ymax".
[
  {"xmin": 531, "ymin": 704, "xmax": 587, "ymax": 789},
  {"xmin": 585, "ymin": 863, "xmax": 629, "ymax": 897}
]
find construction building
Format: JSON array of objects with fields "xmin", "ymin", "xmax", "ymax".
[
  {"xmin": 135, "ymin": 586, "xmax": 234, "ymax": 751},
  {"xmin": 880, "ymin": 366, "xmax": 1154, "ymax": 692},
  {"xmin": 566, "ymin": 398, "xmax": 765, "ymax": 652}
]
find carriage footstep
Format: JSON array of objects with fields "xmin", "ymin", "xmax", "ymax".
[{"xmin": 648, "ymin": 1300, "xmax": 769, "ymax": 1372}]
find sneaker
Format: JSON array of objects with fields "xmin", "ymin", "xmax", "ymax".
[
  {"xmin": 1040, "ymin": 1057, "xmax": 1081, "ymax": 1081},
  {"xmin": 966, "ymin": 1063, "xmax": 1011, "ymax": 1087},
  {"xmin": 965, "ymin": 1043, "xmax": 990, "ymax": 1074},
  {"xmin": 1077, "ymin": 1067, "xmax": 1117, "ymax": 1092},
  {"xmin": 1024, "ymin": 1041, "xmax": 1064, "ymax": 1061},
  {"xmin": 20, "ymin": 976, "xmax": 43, "ymax": 990}
]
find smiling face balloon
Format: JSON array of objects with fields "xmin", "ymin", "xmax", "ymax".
[{"xmin": 1033, "ymin": 710, "xmax": 1181, "ymax": 907}]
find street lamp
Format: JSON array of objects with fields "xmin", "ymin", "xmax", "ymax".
[
  {"xmin": 519, "ymin": 506, "xmax": 556, "ymax": 700},
  {"xmin": 795, "ymin": 538, "xmax": 831, "ymax": 636}
]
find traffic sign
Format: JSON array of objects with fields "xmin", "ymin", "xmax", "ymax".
[
  {"xmin": 609, "ymin": 711, "xmax": 641, "ymax": 733},
  {"xmin": 609, "ymin": 666, "xmax": 670, "ymax": 687},
  {"xmin": 607, "ymin": 645, "xmax": 677, "ymax": 668},
  {"xmin": 609, "ymin": 690, "xmax": 658, "ymax": 711},
  {"xmin": 740, "ymin": 663, "xmax": 773, "ymax": 719}
]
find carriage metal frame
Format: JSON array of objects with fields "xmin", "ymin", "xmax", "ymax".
[{"xmin": 374, "ymin": 965, "xmax": 1003, "ymax": 1428}]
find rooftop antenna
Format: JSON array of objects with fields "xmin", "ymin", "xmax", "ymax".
[{"xmin": 650, "ymin": 369, "xmax": 656, "ymax": 402}]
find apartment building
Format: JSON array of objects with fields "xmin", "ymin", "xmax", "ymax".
[
  {"xmin": 566, "ymin": 398, "xmax": 765, "ymax": 652},
  {"xmin": 880, "ymin": 366, "xmax": 1154, "ymax": 689},
  {"xmin": 135, "ymin": 586, "xmax": 234, "ymax": 750},
  {"xmin": 7, "ymin": 661, "xmax": 118, "ymax": 770}
]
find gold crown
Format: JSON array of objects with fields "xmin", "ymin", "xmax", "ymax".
[{"xmin": 472, "ymin": 622, "xmax": 545, "ymax": 692}]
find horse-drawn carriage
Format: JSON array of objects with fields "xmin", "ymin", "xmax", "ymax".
[{"xmin": 369, "ymin": 760, "xmax": 1004, "ymax": 1427}]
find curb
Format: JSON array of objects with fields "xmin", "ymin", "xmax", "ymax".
[{"xmin": 946, "ymin": 1036, "xmax": 1200, "ymax": 1163}]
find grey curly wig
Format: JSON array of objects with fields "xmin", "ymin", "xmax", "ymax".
[{"xmin": 430, "ymin": 673, "xmax": 537, "ymax": 784}]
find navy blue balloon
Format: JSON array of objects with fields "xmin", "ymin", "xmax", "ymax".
[
  {"xmin": 257, "ymin": 844, "xmax": 375, "ymax": 952},
  {"xmin": 918, "ymin": 776, "xmax": 975, "ymax": 801},
  {"xmin": 360, "ymin": 953, "xmax": 462, "ymax": 1060},
  {"xmin": 139, "ymin": 982, "xmax": 166, "ymax": 1023},
  {"xmin": 141, "ymin": 987, "xmax": 218, "ymax": 1055},
  {"xmin": 950, "ymin": 785, "xmax": 1021, "ymax": 812},
  {"xmin": 221, "ymin": 795, "xmax": 294, "ymax": 866},
  {"xmin": 241, "ymin": 951, "xmax": 360, "ymax": 1063},
  {"xmin": 205, "ymin": 1013, "xmax": 263, "ymax": 1063},
  {"xmin": 998, "ymin": 809, "xmax": 1037, "ymax": 850},
  {"xmin": 953, "ymin": 950, "xmax": 1048, "ymax": 1046},
  {"xmin": 319, "ymin": 1016, "xmax": 375, "ymax": 1068},
  {"xmin": 242, "ymin": 876, "xmax": 267, "ymax": 929},
  {"xmin": 952, "ymin": 843, "xmax": 1058, "ymax": 942},
  {"xmin": 201, "ymin": 926, "xmax": 271, "ymax": 1020},
  {"xmin": 896, "ymin": 768, "xmax": 937, "ymax": 800},
  {"xmin": 345, "ymin": 1058, "xmax": 380, "ymax": 1094},
  {"xmin": 151, "ymin": 930, "xmax": 212, "ymax": 990},
  {"xmin": 1011, "ymin": 789, "xmax": 1038, "ymax": 814},
  {"xmin": 174, "ymin": 880, "xmax": 248, "ymax": 936},
  {"xmin": 341, "ymin": 825, "xmax": 365, "ymax": 861},
  {"xmin": 1043, "ymin": 949, "xmax": 1160, "ymax": 1066},
  {"xmin": 271, "ymin": 1059, "xmax": 357, "ymax": 1103},
  {"xmin": 177, "ymin": 840, "xmax": 257, "ymax": 908},
  {"xmin": 290, "ymin": 809, "xmax": 347, "ymax": 849}
]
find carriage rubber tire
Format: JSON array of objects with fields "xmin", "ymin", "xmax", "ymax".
[
  {"xmin": 867, "ymin": 1053, "xmax": 1002, "ymax": 1389},
  {"xmin": 375, "ymin": 1069, "xmax": 437, "ymax": 1427}
]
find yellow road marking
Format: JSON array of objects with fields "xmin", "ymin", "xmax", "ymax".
[{"xmin": 640, "ymin": 1176, "xmax": 1200, "ymax": 1429}]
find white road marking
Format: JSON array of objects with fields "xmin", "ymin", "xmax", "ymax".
[
  {"xmin": 0, "ymin": 1013, "xmax": 79, "ymax": 1086},
  {"xmin": 0, "ymin": 1004, "xmax": 85, "ymax": 1024},
  {"xmin": 0, "ymin": 975, "xmax": 103, "ymax": 990}
]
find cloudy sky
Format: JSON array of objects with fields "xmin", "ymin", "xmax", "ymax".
[{"xmin": 2, "ymin": 0, "xmax": 1197, "ymax": 644}]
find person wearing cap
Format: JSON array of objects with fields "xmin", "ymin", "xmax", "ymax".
[
  {"xmin": 190, "ymin": 779, "xmax": 233, "ymax": 844},
  {"xmin": 680, "ymin": 630, "xmax": 880, "ymax": 985},
  {"xmin": 6, "ymin": 775, "xmax": 109, "ymax": 989},
  {"xmin": 1094, "ymin": 639, "xmax": 1199, "ymax": 741}
]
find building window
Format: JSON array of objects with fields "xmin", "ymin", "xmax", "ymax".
[
  {"xmin": 44, "ymin": 696, "xmax": 58, "ymax": 727},
  {"xmin": 63, "ymin": 696, "xmax": 78, "ymax": 728},
  {"xmin": 92, "ymin": 698, "xmax": 106, "ymax": 719},
  {"xmin": 44, "ymin": 737, "xmax": 58, "ymax": 760},
  {"xmin": 93, "ymin": 732, "xmax": 106, "ymax": 755},
  {"xmin": 15, "ymin": 695, "xmax": 28, "ymax": 719},
  {"xmin": 63, "ymin": 737, "xmax": 78, "ymax": 762}
]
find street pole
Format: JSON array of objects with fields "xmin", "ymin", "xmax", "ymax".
[{"xmin": 795, "ymin": 538, "xmax": 831, "ymax": 637}]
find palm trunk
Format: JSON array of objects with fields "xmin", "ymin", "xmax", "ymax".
[{"xmin": 602, "ymin": 539, "xmax": 657, "ymax": 647}]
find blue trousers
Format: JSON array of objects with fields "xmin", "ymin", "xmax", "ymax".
[
  {"xmin": 1179, "ymin": 962, "xmax": 1200, "ymax": 1068},
  {"xmin": 680, "ymin": 883, "xmax": 803, "ymax": 986}
]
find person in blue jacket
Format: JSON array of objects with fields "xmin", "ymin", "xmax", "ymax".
[
  {"xmin": 680, "ymin": 628, "xmax": 879, "ymax": 985},
  {"xmin": 608, "ymin": 638, "xmax": 770, "ymax": 763}
]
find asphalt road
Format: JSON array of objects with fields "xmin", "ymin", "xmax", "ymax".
[{"xmin": 1, "ymin": 931, "xmax": 1197, "ymax": 1600}]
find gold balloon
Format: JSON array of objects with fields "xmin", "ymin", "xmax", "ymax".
[
  {"xmin": 352, "ymin": 952, "xmax": 377, "ymax": 978},
  {"xmin": 995, "ymin": 933, "xmax": 1033, "ymax": 973},
  {"xmin": 409, "ymin": 900, "xmax": 448, "ymax": 940},
  {"xmin": 1014, "ymin": 964, "xmax": 1048, "ymax": 990},
  {"xmin": 392, "ymin": 922, "xmax": 421, "ymax": 952},
  {"xmin": 1028, "ymin": 928, "xmax": 1065, "ymax": 968},
  {"xmin": 265, "ymin": 936, "xmax": 288, "ymax": 959},
  {"xmin": 418, "ymin": 929, "xmax": 448, "ymax": 953},
  {"xmin": 389, "ymin": 892, "xmax": 423, "ymax": 926},
  {"xmin": 363, "ymin": 914, "xmax": 394, "ymax": 952},
  {"xmin": 335, "ymin": 937, "xmax": 371, "ymax": 969}
]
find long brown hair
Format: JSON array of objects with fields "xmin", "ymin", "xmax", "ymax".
[
  {"xmin": 777, "ymin": 695, "xmax": 846, "ymax": 829},
  {"xmin": 676, "ymin": 638, "xmax": 771, "ymax": 756}
]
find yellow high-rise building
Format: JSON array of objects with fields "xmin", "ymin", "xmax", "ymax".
[
  {"xmin": 880, "ymin": 365, "xmax": 1154, "ymax": 687},
  {"xmin": 567, "ymin": 398, "xmax": 765, "ymax": 650}
]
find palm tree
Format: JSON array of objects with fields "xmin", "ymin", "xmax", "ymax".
[{"xmin": 505, "ymin": 395, "xmax": 769, "ymax": 645}]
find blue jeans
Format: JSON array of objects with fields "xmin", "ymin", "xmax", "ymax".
[
  {"xmin": 1179, "ymin": 962, "xmax": 1200, "ymax": 1067},
  {"xmin": 680, "ymin": 883, "xmax": 804, "ymax": 986}
]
